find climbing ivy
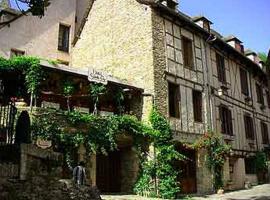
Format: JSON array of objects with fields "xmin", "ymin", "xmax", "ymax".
[
  {"xmin": 134, "ymin": 108, "xmax": 185, "ymax": 199},
  {"xmin": 192, "ymin": 131, "xmax": 231, "ymax": 191},
  {"xmin": 31, "ymin": 107, "xmax": 184, "ymax": 199},
  {"xmin": 31, "ymin": 109, "xmax": 153, "ymax": 166},
  {"xmin": 255, "ymin": 151, "xmax": 268, "ymax": 172}
]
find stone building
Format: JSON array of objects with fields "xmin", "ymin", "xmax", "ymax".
[
  {"xmin": 0, "ymin": 0, "xmax": 269, "ymax": 195},
  {"xmin": 71, "ymin": 0, "xmax": 270, "ymax": 193}
]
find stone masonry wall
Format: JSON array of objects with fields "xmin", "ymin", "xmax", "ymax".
[{"xmin": 72, "ymin": 0, "xmax": 155, "ymax": 120}]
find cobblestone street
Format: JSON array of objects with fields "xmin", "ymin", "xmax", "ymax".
[{"xmin": 101, "ymin": 184, "xmax": 270, "ymax": 200}]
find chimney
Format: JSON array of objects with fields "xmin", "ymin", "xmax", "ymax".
[
  {"xmin": 245, "ymin": 49, "xmax": 262, "ymax": 67},
  {"xmin": 161, "ymin": 0, "xmax": 178, "ymax": 10},
  {"xmin": 192, "ymin": 16, "xmax": 213, "ymax": 32},
  {"xmin": 224, "ymin": 35, "xmax": 244, "ymax": 53}
]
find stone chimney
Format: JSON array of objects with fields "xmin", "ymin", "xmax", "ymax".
[
  {"xmin": 192, "ymin": 16, "xmax": 213, "ymax": 32},
  {"xmin": 224, "ymin": 35, "xmax": 244, "ymax": 53},
  {"xmin": 161, "ymin": 0, "xmax": 179, "ymax": 10},
  {"xmin": 245, "ymin": 49, "xmax": 262, "ymax": 67}
]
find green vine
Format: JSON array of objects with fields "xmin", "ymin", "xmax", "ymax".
[
  {"xmin": 31, "ymin": 107, "xmax": 184, "ymax": 199},
  {"xmin": 114, "ymin": 88, "xmax": 125, "ymax": 114},
  {"xmin": 62, "ymin": 80, "xmax": 75, "ymax": 112},
  {"xmin": 255, "ymin": 151, "xmax": 268, "ymax": 172},
  {"xmin": 193, "ymin": 131, "xmax": 231, "ymax": 191},
  {"xmin": 88, "ymin": 83, "xmax": 106, "ymax": 114},
  {"xmin": 0, "ymin": 56, "xmax": 43, "ymax": 109},
  {"xmin": 134, "ymin": 108, "xmax": 185, "ymax": 199}
]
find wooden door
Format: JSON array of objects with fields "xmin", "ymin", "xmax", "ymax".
[
  {"xmin": 176, "ymin": 148, "xmax": 197, "ymax": 194},
  {"xmin": 96, "ymin": 151, "xmax": 121, "ymax": 193}
]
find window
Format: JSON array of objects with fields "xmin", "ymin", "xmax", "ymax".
[
  {"xmin": 10, "ymin": 49, "xmax": 25, "ymax": 58},
  {"xmin": 182, "ymin": 36, "xmax": 194, "ymax": 69},
  {"xmin": 58, "ymin": 24, "xmax": 70, "ymax": 52},
  {"xmin": 168, "ymin": 82, "xmax": 180, "ymax": 118},
  {"xmin": 256, "ymin": 83, "xmax": 264, "ymax": 105},
  {"xmin": 245, "ymin": 157, "xmax": 256, "ymax": 174},
  {"xmin": 240, "ymin": 68, "xmax": 249, "ymax": 96},
  {"xmin": 219, "ymin": 105, "xmax": 233, "ymax": 135},
  {"xmin": 203, "ymin": 21, "xmax": 210, "ymax": 32},
  {"xmin": 266, "ymin": 90, "xmax": 270, "ymax": 108},
  {"xmin": 216, "ymin": 53, "xmax": 226, "ymax": 83},
  {"xmin": 244, "ymin": 114, "xmax": 254, "ymax": 140},
  {"xmin": 261, "ymin": 121, "xmax": 269, "ymax": 144},
  {"xmin": 193, "ymin": 90, "xmax": 202, "ymax": 122}
]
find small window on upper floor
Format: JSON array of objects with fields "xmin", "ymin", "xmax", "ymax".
[
  {"xmin": 10, "ymin": 49, "xmax": 25, "ymax": 58},
  {"xmin": 182, "ymin": 36, "xmax": 194, "ymax": 69},
  {"xmin": 256, "ymin": 83, "xmax": 264, "ymax": 105},
  {"xmin": 261, "ymin": 121, "xmax": 269, "ymax": 144},
  {"xmin": 219, "ymin": 105, "xmax": 233, "ymax": 136},
  {"xmin": 216, "ymin": 53, "xmax": 226, "ymax": 84},
  {"xmin": 193, "ymin": 90, "xmax": 202, "ymax": 122},
  {"xmin": 58, "ymin": 24, "xmax": 70, "ymax": 52},
  {"xmin": 244, "ymin": 114, "xmax": 254, "ymax": 140},
  {"xmin": 168, "ymin": 82, "xmax": 180, "ymax": 118},
  {"xmin": 240, "ymin": 68, "xmax": 249, "ymax": 96}
]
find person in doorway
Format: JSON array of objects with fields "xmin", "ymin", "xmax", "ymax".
[{"xmin": 73, "ymin": 161, "xmax": 87, "ymax": 186}]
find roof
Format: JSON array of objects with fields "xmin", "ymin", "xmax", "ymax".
[
  {"xmin": 245, "ymin": 49, "xmax": 257, "ymax": 56},
  {"xmin": 223, "ymin": 35, "xmax": 243, "ymax": 43},
  {"xmin": 40, "ymin": 60, "xmax": 144, "ymax": 91},
  {"xmin": 152, "ymin": 2, "xmax": 267, "ymax": 80},
  {"xmin": 192, "ymin": 15, "xmax": 213, "ymax": 24}
]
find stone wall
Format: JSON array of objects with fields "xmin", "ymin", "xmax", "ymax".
[
  {"xmin": 19, "ymin": 144, "xmax": 63, "ymax": 180},
  {"xmin": 72, "ymin": 0, "xmax": 155, "ymax": 120},
  {"xmin": 120, "ymin": 147, "xmax": 140, "ymax": 193},
  {"xmin": 0, "ymin": 0, "xmax": 76, "ymax": 63}
]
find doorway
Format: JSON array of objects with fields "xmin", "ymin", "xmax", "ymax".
[{"xmin": 96, "ymin": 150, "xmax": 122, "ymax": 193}]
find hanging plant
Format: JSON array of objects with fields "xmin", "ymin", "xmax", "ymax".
[
  {"xmin": 88, "ymin": 83, "xmax": 106, "ymax": 115},
  {"xmin": 62, "ymin": 80, "xmax": 75, "ymax": 112},
  {"xmin": 114, "ymin": 88, "xmax": 125, "ymax": 115}
]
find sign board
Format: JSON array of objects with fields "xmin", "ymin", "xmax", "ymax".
[
  {"xmin": 88, "ymin": 69, "xmax": 108, "ymax": 85},
  {"xmin": 74, "ymin": 106, "xmax": 90, "ymax": 114},
  {"xmin": 41, "ymin": 101, "xmax": 60, "ymax": 109},
  {"xmin": 36, "ymin": 138, "xmax": 52, "ymax": 149}
]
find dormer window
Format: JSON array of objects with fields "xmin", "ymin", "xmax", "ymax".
[
  {"xmin": 192, "ymin": 16, "xmax": 213, "ymax": 32},
  {"xmin": 224, "ymin": 35, "xmax": 244, "ymax": 53}
]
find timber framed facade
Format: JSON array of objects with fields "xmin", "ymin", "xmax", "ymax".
[{"xmin": 0, "ymin": 0, "xmax": 269, "ymax": 195}]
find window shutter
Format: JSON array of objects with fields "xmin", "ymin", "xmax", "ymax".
[
  {"xmin": 240, "ymin": 68, "xmax": 249, "ymax": 96},
  {"xmin": 227, "ymin": 109, "xmax": 233, "ymax": 135}
]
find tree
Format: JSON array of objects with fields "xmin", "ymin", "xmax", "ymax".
[
  {"xmin": 258, "ymin": 52, "xmax": 267, "ymax": 63},
  {"xmin": 15, "ymin": 0, "xmax": 50, "ymax": 17}
]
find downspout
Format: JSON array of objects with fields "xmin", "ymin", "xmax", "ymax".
[{"xmin": 203, "ymin": 34, "xmax": 217, "ymax": 131}]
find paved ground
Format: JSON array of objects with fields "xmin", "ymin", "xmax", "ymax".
[
  {"xmin": 101, "ymin": 184, "xmax": 270, "ymax": 200},
  {"xmin": 194, "ymin": 184, "xmax": 270, "ymax": 200}
]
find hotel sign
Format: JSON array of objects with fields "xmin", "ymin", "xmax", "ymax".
[
  {"xmin": 36, "ymin": 138, "xmax": 52, "ymax": 149},
  {"xmin": 88, "ymin": 69, "xmax": 108, "ymax": 85}
]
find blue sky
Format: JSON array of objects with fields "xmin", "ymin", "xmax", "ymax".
[
  {"xmin": 10, "ymin": 0, "xmax": 270, "ymax": 53},
  {"xmin": 180, "ymin": 0, "xmax": 270, "ymax": 54}
]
